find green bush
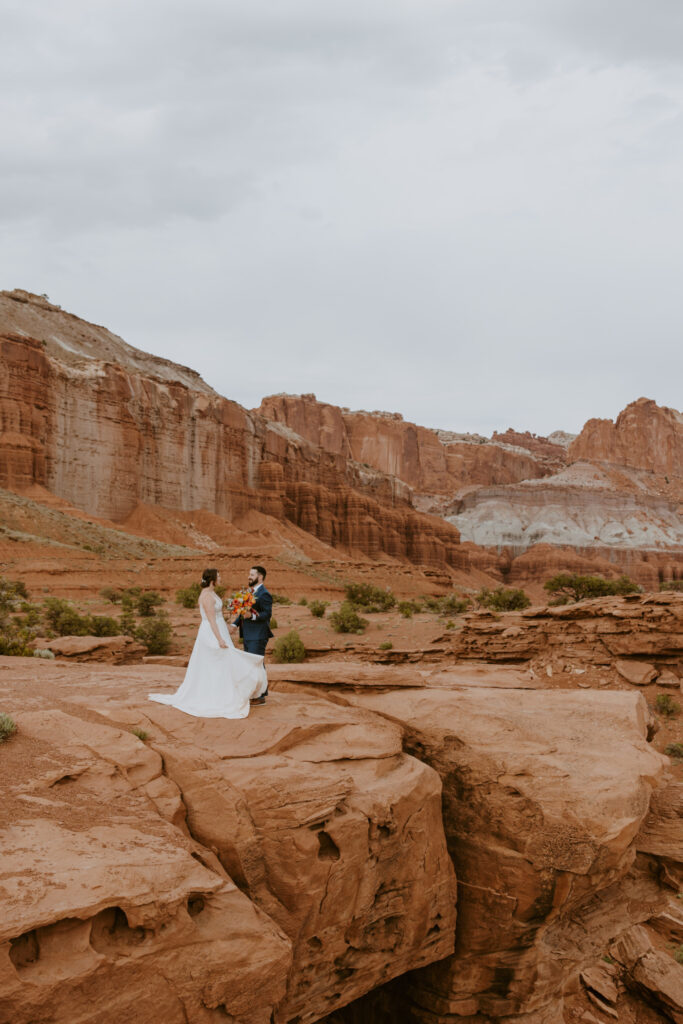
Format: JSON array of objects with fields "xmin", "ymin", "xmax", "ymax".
[
  {"xmin": 0, "ymin": 628, "xmax": 35, "ymax": 656},
  {"xmin": 309, "ymin": 600, "xmax": 328, "ymax": 618},
  {"xmin": 131, "ymin": 727, "xmax": 149, "ymax": 741},
  {"xmin": 477, "ymin": 587, "xmax": 531, "ymax": 612},
  {"xmin": 17, "ymin": 603, "xmax": 42, "ymax": 628},
  {"xmin": 544, "ymin": 574, "xmax": 640, "ymax": 603},
  {"xmin": 271, "ymin": 629, "xmax": 306, "ymax": 663},
  {"xmin": 440, "ymin": 594, "xmax": 470, "ymax": 615},
  {"xmin": 421, "ymin": 594, "xmax": 469, "ymax": 615},
  {"xmin": 136, "ymin": 613, "xmax": 173, "ymax": 655},
  {"xmin": 655, "ymin": 694, "xmax": 680, "ymax": 718},
  {"xmin": 100, "ymin": 587, "xmax": 123, "ymax": 604},
  {"xmin": 398, "ymin": 601, "xmax": 415, "ymax": 619},
  {"xmin": 90, "ymin": 615, "xmax": 121, "ymax": 637},
  {"xmin": 674, "ymin": 945, "xmax": 683, "ymax": 965},
  {"xmin": 176, "ymin": 582, "xmax": 224, "ymax": 607},
  {"xmin": 270, "ymin": 616, "xmax": 278, "ymax": 630},
  {"xmin": 298, "ymin": 597, "xmax": 308, "ymax": 606},
  {"xmin": 43, "ymin": 598, "xmax": 93, "ymax": 636},
  {"xmin": 272, "ymin": 593, "xmax": 292, "ymax": 605},
  {"xmin": 0, "ymin": 712, "xmax": 17, "ymax": 743},
  {"xmin": 379, "ymin": 641, "xmax": 393, "ymax": 650},
  {"xmin": 136, "ymin": 591, "xmax": 164, "ymax": 617},
  {"xmin": 0, "ymin": 578, "xmax": 29, "ymax": 612},
  {"xmin": 344, "ymin": 583, "xmax": 396, "ymax": 612},
  {"xmin": 330, "ymin": 601, "xmax": 369, "ymax": 634},
  {"xmin": 660, "ymin": 580, "xmax": 683, "ymax": 592},
  {"xmin": 119, "ymin": 610, "xmax": 137, "ymax": 636},
  {"xmin": 176, "ymin": 583, "xmax": 201, "ymax": 608},
  {"xmin": 665, "ymin": 742, "xmax": 683, "ymax": 759}
]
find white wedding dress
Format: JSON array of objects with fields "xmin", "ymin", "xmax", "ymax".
[{"xmin": 149, "ymin": 592, "xmax": 267, "ymax": 718}]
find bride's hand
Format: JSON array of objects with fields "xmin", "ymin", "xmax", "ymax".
[{"xmin": 219, "ymin": 640, "xmax": 228, "ymax": 649}]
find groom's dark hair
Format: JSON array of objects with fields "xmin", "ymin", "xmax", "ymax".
[{"xmin": 252, "ymin": 565, "xmax": 267, "ymax": 580}]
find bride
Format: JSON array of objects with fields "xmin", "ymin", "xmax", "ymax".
[{"xmin": 149, "ymin": 568, "xmax": 267, "ymax": 718}]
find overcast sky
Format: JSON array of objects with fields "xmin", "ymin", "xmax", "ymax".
[{"xmin": 1, "ymin": 0, "xmax": 682, "ymax": 436}]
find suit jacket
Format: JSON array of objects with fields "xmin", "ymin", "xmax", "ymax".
[{"xmin": 234, "ymin": 585, "xmax": 274, "ymax": 642}]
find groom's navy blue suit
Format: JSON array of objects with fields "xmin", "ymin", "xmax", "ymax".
[{"xmin": 234, "ymin": 584, "xmax": 273, "ymax": 660}]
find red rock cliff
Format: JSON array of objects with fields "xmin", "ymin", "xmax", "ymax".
[{"xmin": 0, "ymin": 292, "xmax": 466, "ymax": 568}]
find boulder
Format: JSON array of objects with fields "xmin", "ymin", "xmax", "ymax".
[
  {"xmin": 616, "ymin": 659, "xmax": 659, "ymax": 685},
  {"xmin": 32, "ymin": 634, "xmax": 147, "ymax": 664},
  {"xmin": 322, "ymin": 686, "xmax": 666, "ymax": 1022}
]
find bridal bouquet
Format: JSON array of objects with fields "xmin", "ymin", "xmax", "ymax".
[{"xmin": 228, "ymin": 589, "xmax": 255, "ymax": 619}]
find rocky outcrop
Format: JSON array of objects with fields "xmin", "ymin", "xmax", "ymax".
[
  {"xmin": 0, "ymin": 657, "xmax": 456, "ymax": 1024},
  {"xmin": 569, "ymin": 397, "xmax": 683, "ymax": 486},
  {"xmin": 258, "ymin": 394, "xmax": 561, "ymax": 501},
  {"xmin": 0, "ymin": 293, "xmax": 470, "ymax": 569},
  {"xmin": 285, "ymin": 681, "xmax": 667, "ymax": 1022},
  {"xmin": 434, "ymin": 592, "xmax": 683, "ymax": 669}
]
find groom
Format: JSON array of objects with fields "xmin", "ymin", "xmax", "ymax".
[{"xmin": 231, "ymin": 564, "xmax": 273, "ymax": 706}]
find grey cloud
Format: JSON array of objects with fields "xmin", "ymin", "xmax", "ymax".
[{"xmin": 0, "ymin": 0, "xmax": 681, "ymax": 435}]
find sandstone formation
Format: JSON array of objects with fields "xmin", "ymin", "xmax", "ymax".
[
  {"xmin": 432, "ymin": 592, "xmax": 683, "ymax": 671},
  {"xmin": 258, "ymin": 394, "xmax": 561, "ymax": 501},
  {"xmin": 258, "ymin": 393, "xmax": 683, "ymax": 581},
  {"xmin": 2, "ymin": 290, "xmax": 681, "ymax": 589},
  {"xmin": 268, "ymin": 677, "xmax": 672, "ymax": 1023},
  {"xmin": 0, "ymin": 292, "xmax": 469, "ymax": 569},
  {"xmin": 0, "ymin": 657, "xmax": 456, "ymax": 1024},
  {"xmin": 569, "ymin": 397, "xmax": 683, "ymax": 487}
]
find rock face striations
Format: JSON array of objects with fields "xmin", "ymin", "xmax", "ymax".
[
  {"xmin": 258, "ymin": 393, "xmax": 683, "ymax": 576},
  {"xmin": 1, "ymin": 289, "xmax": 681, "ymax": 583},
  {"xmin": 0, "ymin": 291, "xmax": 466, "ymax": 568}
]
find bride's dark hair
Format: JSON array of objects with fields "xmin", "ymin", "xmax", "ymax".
[{"xmin": 200, "ymin": 568, "xmax": 218, "ymax": 589}]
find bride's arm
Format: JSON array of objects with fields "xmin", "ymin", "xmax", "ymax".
[{"xmin": 200, "ymin": 592, "xmax": 228, "ymax": 648}]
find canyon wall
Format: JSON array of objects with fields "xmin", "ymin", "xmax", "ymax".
[{"xmin": 0, "ymin": 292, "xmax": 469, "ymax": 569}]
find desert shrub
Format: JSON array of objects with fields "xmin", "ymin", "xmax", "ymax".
[
  {"xmin": 100, "ymin": 587, "xmax": 123, "ymax": 604},
  {"xmin": 379, "ymin": 641, "xmax": 393, "ymax": 651},
  {"xmin": 176, "ymin": 582, "xmax": 224, "ymax": 607},
  {"xmin": 298, "ymin": 597, "xmax": 308, "ymax": 606},
  {"xmin": 544, "ymin": 574, "xmax": 640, "ymax": 603},
  {"xmin": 0, "ymin": 578, "xmax": 29, "ymax": 612},
  {"xmin": 398, "ymin": 601, "xmax": 415, "ymax": 619},
  {"xmin": 655, "ymin": 694, "xmax": 680, "ymax": 718},
  {"xmin": 43, "ymin": 598, "xmax": 93, "ymax": 636},
  {"xmin": 136, "ymin": 590, "xmax": 164, "ymax": 617},
  {"xmin": 0, "ymin": 712, "xmax": 17, "ymax": 743},
  {"xmin": 270, "ymin": 616, "xmax": 278, "ymax": 630},
  {"xmin": 272, "ymin": 593, "xmax": 292, "ymax": 605},
  {"xmin": 477, "ymin": 587, "xmax": 531, "ymax": 612},
  {"xmin": 131, "ymin": 727, "xmax": 149, "ymax": 741},
  {"xmin": 17, "ymin": 603, "xmax": 42, "ymax": 628},
  {"xmin": 445, "ymin": 620, "xmax": 456, "ymax": 629},
  {"xmin": 119, "ymin": 610, "xmax": 137, "ymax": 636},
  {"xmin": 309, "ymin": 600, "xmax": 328, "ymax": 618},
  {"xmin": 0, "ymin": 628, "xmax": 35, "ymax": 656},
  {"xmin": 665, "ymin": 742, "xmax": 683, "ymax": 759},
  {"xmin": 176, "ymin": 583, "xmax": 201, "ymax": 608},
  {"xmin": 136, "ymin": 613, "xmax": 172, "ymax": 655},
  {"xmin": 271, "ymin": 630, "xmax": 306, "ymax": 663},
  {"xmin": 90, "ymin": 615, "xmax": 121, "ymax": 637},
  {"xmin": 330, "ymin": 601, "xmax": 369, "ymax": 634},
  {"xmin": 421, "ymin": 594, "xmax": 468, "ymax": 615},
  {"xmin": 674, "ymin": 945, "xmax": 683, "ymax": 965},
  {"xmin": 33, "ymin": 648, "xmax": 55, "ymax": 659},
  {"xmin": 660, "ymin": 580, "xmax": 683, "ymax": 592},
  {"xmin": 344, "ymin": 583, "xmax": 396, "ymax": 612}
]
